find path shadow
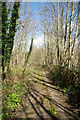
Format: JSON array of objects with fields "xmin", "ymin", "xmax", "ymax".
[
  {"xmin": 32, "ymin": 79, "xmax": 80, "ymax": 117},
  {"xmin": 30, "ymin": 88, "xmax": 79, "ymax": 120},
  {"xmin": 24, "ymin": 91, "xmax": 58, "ymax": 120},
  {"xmin": 15, "ymin": 72, "xmax": 79, "ymax": 120},
  {"xmin": 24, "ymin": 79, "xmax": 79, "ymax": 120},
  {"xmin": 28, "ymin": 97, "xmax": 44, "ymax": 120},
  {"xmin": 33, "ymin": 72, "xmax": 49, "ymax": 79},
  {"xmin": 32, "ymin": 76, "xmax": 69, "ymax": 95}
]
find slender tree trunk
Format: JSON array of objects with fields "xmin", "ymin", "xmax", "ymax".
[
  {"xmin": 56, "ymin": 2, "xmax": 59, "ymax": 65},
  {"xmin": 64, "ymin": 2, "xmax": 69, "ymax": 64},
  {"xmin": 47, "ymin": 41, "xmax": 49, "ymax": 65},
  {"xmin": 44, "ymin": 30, "xmax": 47, "ymax": 65},
  {"xmin": 71, "ymin": 2, "xmax": 80, "ymax": 60},
  {"xmin": 78, "ymin": 39, "xmax": 80, "ymax": 66},
  {"xmin": 60, "ymin": 2, "xmax": 64, "ymax": 65},
  {"xmin": 68, "ymin": 2, "xmax": 74, "ymax": 69},
  {"xmin": 50, "ymin": 26, "xmax": 53, "ymax": 65}
]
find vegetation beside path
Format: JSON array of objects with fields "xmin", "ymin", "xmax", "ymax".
[
  {"xmin": 47, "ymin": 65, "xmax": 80, "ymax": 110},
  {"xmin": 2, "ymin": 66, "xmax": 80, "ymax": 120}
]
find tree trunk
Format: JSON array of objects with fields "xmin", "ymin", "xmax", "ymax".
[
  {"xmin": 60, "ymin": 2, "xmax": 64, "ymax": 65},
  {"xmin": 56, "ymin": 2, "xmax": 59, "ymax": 65},
  {"xmin": 64, "ymin": 2, "xmax": 69, "ymax": 64},
  {"xmin": 71, "ymin": 2, "xmax": 80, "ymax": 60},
  {"xmin": 68, "ymin": 2, "xmax": 74, "ymax": 69}
]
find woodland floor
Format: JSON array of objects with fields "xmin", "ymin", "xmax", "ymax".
[{"xmin": 2, "ymin": 67, "xmax": 80, "ymax": 120}]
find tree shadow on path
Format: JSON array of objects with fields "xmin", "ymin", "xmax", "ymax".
[
  {"xmin": 32, "ymin": 75, "xmax": 69, "ymax": 95},
  {"xmin": 32, "ymin": 75, "xmax": 80, "ymax": 120},
  {"xmin": 25, "ymin": 91, "xmax": 58, "ymax": 120}
]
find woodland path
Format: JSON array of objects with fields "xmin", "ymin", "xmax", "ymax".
[{"xmin": 15, "ymin": 69, "xmax": 79, "ymax": 120}]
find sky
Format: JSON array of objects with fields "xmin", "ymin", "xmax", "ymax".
[
  {"xmin": 13, "ymin": 2, "xmax": 45, "ymax": 50},
  {"xmin": 25, "ymin": 2, "xmax": 44, "ymax": 48},
  {"xmin": 14, "ymin": 2, "xmax": 79, "ymax": 50},
  {"xmin": 13, "ymin": 2, "xmax": 44, "ymax": 51},
  {"xmin": 27, "ymin": 34, "xmax": 44, "ymax": 51}
]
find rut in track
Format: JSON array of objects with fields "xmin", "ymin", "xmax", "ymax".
[
  {"xmin": 14, "ymin": 69, "xmax": 79, "ymax": 120},
  {"xmin": 20, "ymin": 70, "xmax": 79, "ymax": 120}
]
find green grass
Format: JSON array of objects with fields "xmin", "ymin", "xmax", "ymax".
[
  {"xmin": 2, "ymin": 66, "xmax": 42, "ymax": 119},
  {"xmin": 49, "ymin": 107, "xmax": 56, "ymax": 115}
]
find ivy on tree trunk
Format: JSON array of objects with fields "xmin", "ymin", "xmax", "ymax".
[{"xmin": 2, "ymin": 2, "xmax": 20, "ymax": 79}]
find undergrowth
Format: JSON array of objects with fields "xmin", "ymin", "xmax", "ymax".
[
  {"xmin": 2, "ymin": 66, "xmax": 36, "ymax": 119},
  {"xmin": 48, "ymin": 64, "xmax": 80, "ymax": 109}
]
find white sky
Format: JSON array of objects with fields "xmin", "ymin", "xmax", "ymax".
[
  {"xmin": 27, "ymin": 34, "xmax": 44, "ymax": 51},
  {"xmin": 33, "ymin": 34, "xmax": 44, "ymax": 48}
]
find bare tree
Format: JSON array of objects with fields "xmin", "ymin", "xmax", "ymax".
[
  {"xmin": 64, "ymin": 2, "xmax": 69, "ymax": 64},
  {"xmin": 68, "ymin": 2, "xmax": 74, "ymax": 69},
  {"xmin": 71, "ymin": 2, "xmax": 80, "ymax": 60},
  {"xmin": 56, "ymin": 2, "xmax": 59, "ymax": 64}
]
